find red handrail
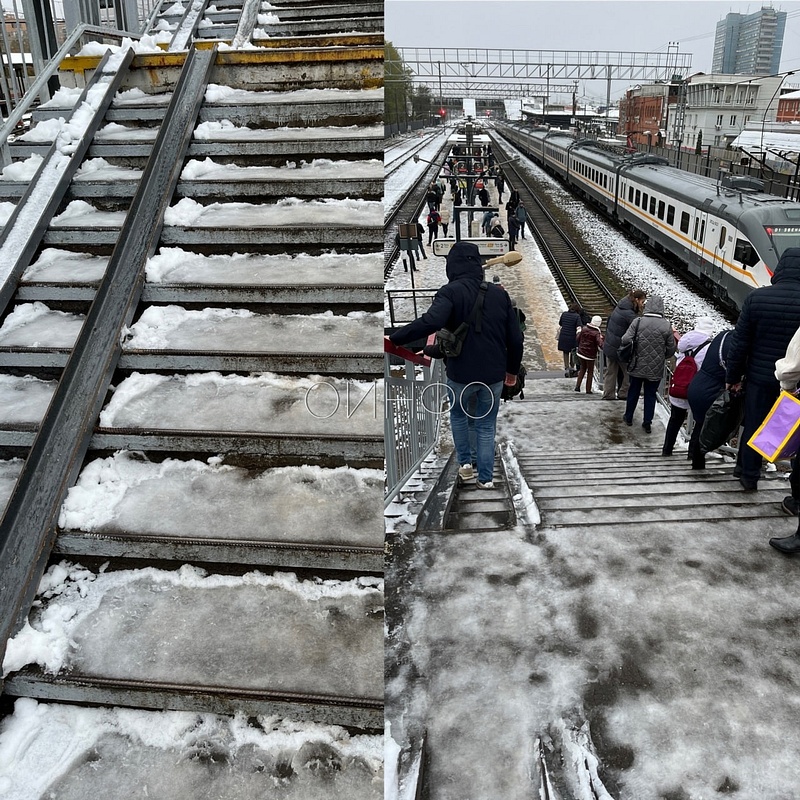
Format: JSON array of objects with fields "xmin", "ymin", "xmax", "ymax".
[{"xmin": 384, "ymin": 336, "xmax": 432, "ymax": 367}]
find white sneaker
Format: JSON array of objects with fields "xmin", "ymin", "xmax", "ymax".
[
  {"xmin": 458, "ymin": 464, "xmax": 475, "ymax": 481},
  {"xmin": 476, "ymin": 480, "xmax": 494, "ymax": 489}
]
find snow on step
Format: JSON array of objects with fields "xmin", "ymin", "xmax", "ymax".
[
  {"xmin": 193, "ymin": 120, "xmax": 382, "ymax": 142},
  {"xmin": 0, "ymin": 303, "xmax": 84, "ymax": 348},
  {"xmin": 0, "ymin": 304, "xmax": 382, "ymax": 354},
  {"xmin": 98, "ymin": 372, "xmax": 382, "ymax": 436},
  {"xmin": 179, "ymin": 156, "xmax": 382, "ymax": 181},
  {"xmin": 124, "ymin": 307, "xmax": 382, "ymax": 353},
  {"xmin": 20, "ymin": 248, "xmax": 381, "ymax": 286},
  {"xmin": 0, "ymin": 700, "xmax": 382, "ymax": 800},
  {"xmin": 60, "ymin": 452, "xmax": 384, "ymax": 548},
  {"xmin": 21, "ymin": 248, "xmax": 109, "ymax": 283},
  {"xmin": 0, "ymin": 375, "xmax": 57, "ymax": 425},
  {"xmin": 4, "ymin": 564, "xmax": 383, "ymax": 700}
]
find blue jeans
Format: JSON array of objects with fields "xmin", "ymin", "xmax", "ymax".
[
  {"xmin": 447, "ymin": 379, "xmax": 503, "ymax": 483},
  {"xmin": 625, "ymin": 376, "xmax": 660, "ymax": 425}
]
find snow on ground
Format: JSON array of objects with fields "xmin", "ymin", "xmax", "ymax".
[
  {"xmin": 0, "ymin": 700, "xmax": 381, "ymax": 800},
  {"xmin": 59, "ymin": 452, "xmax": 384, "ymax": 546},
  {"xmin": 385, "ymin": 130, "xmax": 449, "ymax": 213}
]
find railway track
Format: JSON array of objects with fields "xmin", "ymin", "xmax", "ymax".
[
  {"xmin": 384, "ymin": 139, "xmax": 450, "ymax": 279},
  {"xmin": 0, "ymin": 1, "xmax": 383, "ymax": 793},
  {"xmin": 491, "ymin": 137, "xmax": 619, "ymax": 321},
  {"xmin": 384, "ymin": 131, "xmax": 440, "ymax": 177}
]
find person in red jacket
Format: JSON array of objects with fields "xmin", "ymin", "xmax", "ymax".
[{"xmin": 575, "ymin": 315, "xmax": 604, "ymax": 394}]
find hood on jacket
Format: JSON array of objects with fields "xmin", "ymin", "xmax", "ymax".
[
  {"xmin": 445, "ymin": 241, "xmax": 484, "ymax": 282},
  {"xmin": 771, "ymin": 247, "xmax": 800, "ymax": 285},
  {"xmin": 644, "ymin": 295, "xmax": 665, "ymax": 316}
]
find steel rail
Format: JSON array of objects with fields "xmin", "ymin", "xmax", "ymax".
[
  {"xmin": 0, "ymin": 48, "xmax": 135, "ymax": 319},
  {"xmin": 0, "ymin": 44, "xmax": 218, "ymax": 663}
]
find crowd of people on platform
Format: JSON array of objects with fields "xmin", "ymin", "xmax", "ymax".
[{"xmin": 557, "ymin": 247, "xmax": 800, "ymax": 551}]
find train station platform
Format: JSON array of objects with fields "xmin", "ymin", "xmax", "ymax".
[{"xmin": 385, "ymin": 185, "xmax": 800, "ymax": 796}]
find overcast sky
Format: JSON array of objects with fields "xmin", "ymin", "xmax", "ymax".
[{"xmin": 386, "ymin": 0, "xmax": 800, "ymax": 102}]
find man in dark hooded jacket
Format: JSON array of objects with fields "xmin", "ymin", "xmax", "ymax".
[
  {"xmin": 388, "ymin": 242, "xmax": 523, "ymax": 489},
  {"xmin": 601, "ymin": 290, "xmax": 646, "ymax": 400},
  {"xmin": 725, "ymin": 247, "xmax": 800, "ymax": 491}
]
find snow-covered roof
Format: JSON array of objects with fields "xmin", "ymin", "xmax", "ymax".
[{"xmin": 730, "ymin": 129, "xmax": 800, "ymax": 155}]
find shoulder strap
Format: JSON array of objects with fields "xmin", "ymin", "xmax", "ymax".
[
  {"xmin": 469, "ymin": 281, "xmax": 488, "ymax": 333},
  {"xmin": 687, "ymin": 338, "xmax": 712, "ymax": 359},
  {"xmin": 718, "ymin": 331, "xmax": 729, "ymax": 369}
]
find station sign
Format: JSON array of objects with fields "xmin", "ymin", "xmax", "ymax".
[{"xmin": 432, "ymin": 238, "xmax": 510, "ymax": 257}]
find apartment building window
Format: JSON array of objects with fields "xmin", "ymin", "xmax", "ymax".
[
  {"xmin": 716, "ymin": 114, "xmax": 723, "ymax": 126},
  {"xmin": 730, "ymin": 115, "xmax": 737, "ymax": 126}
]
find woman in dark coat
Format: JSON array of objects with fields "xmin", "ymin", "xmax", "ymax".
[
  {"xmin": 557, "ymin": 303, "xmax": 584, "ymax": 377},
  {"xmin": 687, "ymin": 328, "xmax": 734, "ymax": 469}
]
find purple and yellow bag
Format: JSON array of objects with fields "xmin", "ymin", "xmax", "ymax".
[{"xmin": 747, "ymin": 391, "xmax": 800, "ymax": 462}]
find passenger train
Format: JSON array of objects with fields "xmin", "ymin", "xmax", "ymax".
[{"xmin": 496, "ymin": 121, "xmax": 800, "ymax": 312}]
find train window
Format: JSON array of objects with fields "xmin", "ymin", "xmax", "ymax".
[
  {"xmin": 603, "ymin": 175, "xmax": 608, "ymax": 189},
  {"xmin": 680, "ymin": 211, "xmax": 690, "ymax": 234},
  {"xmin": 693, "ymin": 218, "xmax": 699, "ymax": 240},
  {"xmin": 667, "ymin": 205, "xmax": 675, "ymax": 225},
  {"xmin": 719, "ymin": 226, "xmax": 727, "ymax": 249},
  {"xmin": 657, "ymin": 200, "xmax": 665, "ymax": 220},
  {"xmin": 699, "ymin": 220, "xmax": 706, "ymax": 242},
  {"xmin": 635, "ymin": 189, "xmax": 641, "ymax": 206},
  {"xmin": 642, "ymin": 192, "xmax": 648, "ymax": 209},
  {"xmin": 628, "ymin": 186, "xmax": 634, "ymax": 203},
  {"xmin": 734, "ymin": 239, "xmax": 759, "ymax": 267},
  {"xmin": 649, "ymin": 196, "xmax": 656, "ymax": 215}
]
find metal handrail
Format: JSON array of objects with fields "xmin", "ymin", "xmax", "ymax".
[
  {"xmin": 0, "ymin": 23, "xmax": 139, "ymax": 166},
  {"xmin": 384, "ymin": 338, "xmax": 446, "ymax": 508}
]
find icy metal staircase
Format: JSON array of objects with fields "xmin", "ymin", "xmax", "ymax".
[{"xmin": 0, "ymin": 0, "xmax": 384, "ymax": 758}]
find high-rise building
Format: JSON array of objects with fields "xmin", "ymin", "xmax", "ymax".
[{"xmin": 712, "ymin": 6, "xmax": 787, "ymax": 75}]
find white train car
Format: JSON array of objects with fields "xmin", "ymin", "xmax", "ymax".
[{"xmin": 497, "ymin": 121, "xmax": 800, "ymax": 311}]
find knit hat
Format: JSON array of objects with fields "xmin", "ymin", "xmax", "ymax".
[
  {"xmin": 694, "ymin": 316, "xmax": 715, "ymax": 335},
  {"xmin": 590, "ymin": 315, "xmax": 602, "ymax": 328}
]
